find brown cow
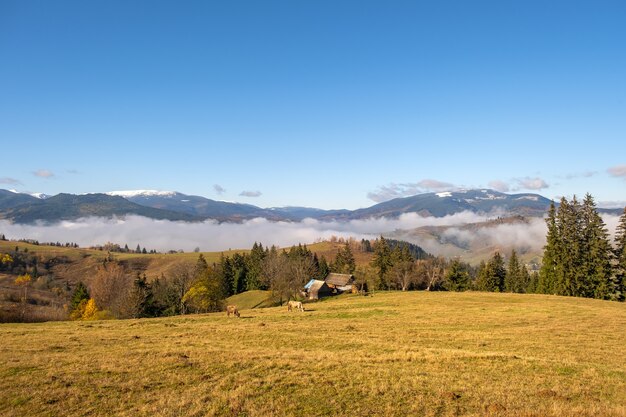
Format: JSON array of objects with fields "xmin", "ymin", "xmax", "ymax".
[
  {"xmin": 226, "ymin": 305, "xmax": 240, "ymax": 317},
  {"xmin": 287, "ymin": 300, "xmax": 304, "ymax": 312}
]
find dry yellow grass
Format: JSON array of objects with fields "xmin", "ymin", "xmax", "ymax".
[{"xmin": 1, "ymin": 292, "xmax": 625, "ymax": 416}]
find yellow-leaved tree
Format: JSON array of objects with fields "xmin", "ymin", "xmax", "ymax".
[
  {"xmin": 15, "ymin": 273, "xmax": 32, "ymax": 302},
  {"xmin": 69, "ymin": 298, "xmax": 114, "ymax": 321},
  {"xmin": 0, "ymin": 253, "xmax": 13, "ymax": 266}
]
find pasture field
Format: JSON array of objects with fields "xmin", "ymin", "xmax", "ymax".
[{"xmin": 1, "ymin": 291, "xmax": 625, "ymax": 417}]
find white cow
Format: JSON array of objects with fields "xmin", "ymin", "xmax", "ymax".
[{"xmin": 287, "ymin": 300, "xmax": 304, "ymax": 312}]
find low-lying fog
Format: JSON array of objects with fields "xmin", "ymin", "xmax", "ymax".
[{"xmin": 0, "ymin": 212, "xmax": 621, "ymax": 256}]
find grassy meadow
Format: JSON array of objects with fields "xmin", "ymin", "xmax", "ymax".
[{"xmin": 1, "ymin": 291, "xmax": 625, "ymax": 416}]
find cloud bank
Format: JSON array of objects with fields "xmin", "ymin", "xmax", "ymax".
[
  {"xmin": 0, "ymin": 213, "xmax": 620, "ymax": 258},
  {"xmin": 239, "ymin": 190, "xmax": 262, "ymax": 198}
]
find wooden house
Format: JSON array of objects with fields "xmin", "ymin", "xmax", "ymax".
[
  {"xmin": 304, "ymin": 279, "xmax": 333, "ymax": 300},
  {"xmin": 324, "ymin": 273, "xmax": 355, "ymax": 293}
]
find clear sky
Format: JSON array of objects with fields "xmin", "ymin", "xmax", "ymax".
[{"xmin": 1, "ymin": 1, "xmax": 625, "ymax": 209}]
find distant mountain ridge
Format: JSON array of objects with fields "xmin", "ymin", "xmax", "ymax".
[{"xmin": 0, "ymin": 188, "xmax": 620, "ymax": 224}]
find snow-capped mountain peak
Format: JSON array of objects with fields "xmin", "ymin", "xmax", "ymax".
[
  {"xmin": 7, "ymin": 189, "xmax": 50, "ymax": 199},
  {"xmin": 105, "ymin": 190, "xmax": 178, "ymax": 198}
]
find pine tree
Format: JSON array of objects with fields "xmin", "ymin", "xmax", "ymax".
[
  {"xmin": 70, "ymin": 282, "xmax": 90, "ymax": 311},
  {"xmin": 612, "ymin": 208, "xmax": 626, "ymax": 301},
  {"xmin": 474, "ymin": 261, "xmax": 489, "ymax": 291},
  {"xmin": 580, "ymin": 194, "xmax": 613, "ymax": 299},
  {"xmin": 220, "ymin": 254, "xmax": 235, "ymax": 296},
  {"xmin": 445, "ymin": 259, "xmax": 470, "ymax": 291},
  {"xmin": 317, "ymin": 255, "xmax": 330, "ymax": 280},
  {"xmin": 370, "ymin": 237, "xmax": 392, "ymax": 289},
  {"xmin": 505, "ymin": 250, "xmax": 525, "ymax": 293},
  {"xmin": 539, "ymin": 202, "xmax": 558, "ymax": 294},
  {"xmin": 246, "ymin": 242, "xmax": 266, "ymax": 290},
  {"xmin": 487, "ymin": 252, "xmax": 506, "ymax": 292}
]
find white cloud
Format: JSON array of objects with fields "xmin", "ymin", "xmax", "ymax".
[
  {"xmin": 488, "ymin": 180, "xmax": 510, "ymax": 192},
  {"xmin": 608, "ymin": 165, "xmax": 626, "ymax": 179},
  {"xmin": 514, "ymin": 177, "xmax": 549, "ymax": 191},
  {"xmin": 0, "ymin": 177, "xmax": 22, "ymax": 185},
  {"xmin": 239, "ymin": 190, "xmax": 262, "ymax": 197},
  {"xmin": 563, "ymin": 171, "xmax": 597, "ymax": 180},
  {"xmin": 0, "ymin": 212, "xmax": 621, "ymax": 258},
  {"xmin": 0, "ymin": 212, "xmax": 492, "ymax": 252},
  {"xmin": 213, "ymin": 184, "xmax": 226, "ymax": 195},
  {"xmin": 33, "ymin": 169, "xmax": 54, "ymax": 179}
]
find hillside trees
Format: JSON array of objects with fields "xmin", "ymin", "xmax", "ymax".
[
  {"xmin": 504, "ymin": 250, "xmax": 530, "ymax": 293},
  {"xmin": 475, "ymin": 253, "xmax": 506, "ymax": 292},
  {"xmin": 183, "ymin": 263, "xmax": 227, "ymax": 313},
  {"xmin": 91, "ymin": 264, "xmax": 135, "ymax": 318},
  {"xmin": 539, "ymin": 194, "xmax": 617, "ymax": 300},
  {"xmin": 332, "ymin": 244, "xmax": 356, "ymax": 274}
]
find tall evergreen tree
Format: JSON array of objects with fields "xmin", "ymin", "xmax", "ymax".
[
  {"xmin": 580, "ymin": 194, "xmax": 613, "ymax": 299},
  {"xmin": 539, "ymin": 202, "xmax": 558, "ymax": 294},
  {"xmin": 445, "ymin": 259, "xmax": 470, "ymax": 291},
  {"xmin": 370, "ymin": 236, "xmax": 392, "ymax": 289},
  {"xmin": 611, "ymin": 208, "xmax": 626, "ymax": 301},
  {"xmin": 488, "ymin": 252, "xmax": 506, "ymax": 292},
  {"xmin": 505, "ymin": 250, "xmax": 526, "ymax": 293},
  {"xmin": 317, "ymin": 255, "xmax": 330, "ymax": 280}
]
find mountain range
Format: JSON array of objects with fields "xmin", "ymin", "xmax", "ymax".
[{"xmin": 0, "ymin": 188, "xmax": 581, "ymax": 224}]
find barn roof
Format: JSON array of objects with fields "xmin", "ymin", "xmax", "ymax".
[
  {"xmin": 304, "ymin": 279, "xmax": 316, "ymax": 290},
  {"xmin": 308, "ymin": 280, "xmax": 328, "ymax": 293},
  {"xmin": 325, "ymin": 273, "xmax": 354, "ymax": 286}
]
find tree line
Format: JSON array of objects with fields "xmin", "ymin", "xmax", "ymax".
[{"xmin": 538, "ymin": 195, "xmax": 625, "ymax": 301}]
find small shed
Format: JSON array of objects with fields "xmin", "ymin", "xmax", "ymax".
[
  {"xmin": 324, "ymin": 273, "xmax": 355, "ymax": 292},
  {"xmin": 307, "ymin": 279, "xmax": 333, "ymax": 300}
]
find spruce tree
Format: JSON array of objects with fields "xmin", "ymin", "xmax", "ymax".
[
  {"xmin": 474, "ymin": 261, "xmax": 489, "ymax": 291},
  {"xmin": 370, "ymin": 237, "xmax": 392, "ymax": 289},
  {"xmin": 612, "ymin": 208, "xmax": 626, "ymax": 301},
  {"xmin": 317, "ymin": 255, "xmax": 330, "ymax": 280},
  {"xmin": 487, "ymin": 252, "xmax": 506, "ymax": 292},
  {"xmin": 505, "ymin": 250, "xmax": 523, "ymax": 293},
  {"xmin": 580, "ymin": 194, "xmax": 613, "ymax": 299},
  {"xmin": 70, "ymin": 282, "xmax": 90, "ymax": 311},
  {"xmin": 539, "ymin": 202, "xmax": 558, "ymax": 294},
  {"xmin": 445, "ymin": 259, "xmax": 470, "ymax": 291}
]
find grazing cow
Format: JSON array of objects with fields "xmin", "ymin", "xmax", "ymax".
[
  {"xmin": 226, "ymin": 305, "xmax": 240, "ymax": 317},
  {"xmin": 287, "ymin": 300, "xmax": 304, "ymax": 312}
]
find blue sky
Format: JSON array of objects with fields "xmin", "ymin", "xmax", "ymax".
[{"xmin": 1, "ymin": 0, "xmax": 625, "ymax": 209}]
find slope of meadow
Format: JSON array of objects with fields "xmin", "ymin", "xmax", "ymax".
[{"xmin": 1, "ymin": 292, "xmax": 624, "ymax": 417}]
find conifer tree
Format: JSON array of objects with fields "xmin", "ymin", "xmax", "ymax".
[
  {"xmin": 539, "ymin": 202, "xmax": 558, "ymax": 294},
  {"xmin": 317, "ymin": 255, "xmax": 330, "ymax": 280},
  {"xmin": 445, "ymin": 259, "xmax": 470, "ymax": 291},
  {"xmin": 370, "ymin": 237, "xmax": 392, "ymax": 289},
  {"xmin": 487, "ymin": 252, "xmax": 506, "ymax": 292},
  {"xmin": 580, "ymin": 194, "xmax": 613, "ymax": 299},
  {"xmin": 474, "ymin": 260, "xmax": 489, "ymax": 291},
  {"xmin": 612, "ymin": 208, "xmax": 626, "ymax": 301},
  {"xmin": 505, "ymin": 250, "xmax": 523, "ymax": 293},
  {"xmin": 70, "ymin": 282, "xmax": 90, "ymax": 311}
]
